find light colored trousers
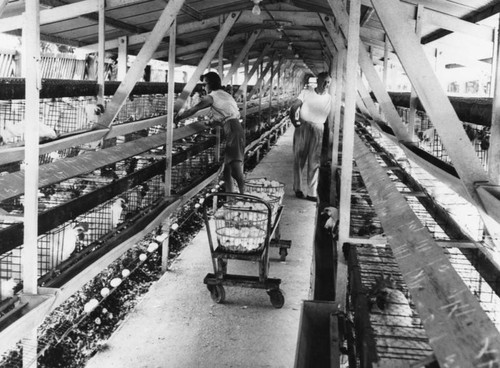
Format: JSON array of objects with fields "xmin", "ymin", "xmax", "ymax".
[{"xmin": 293, "ymin": 121, "xmax": 323, "ymax": 197}]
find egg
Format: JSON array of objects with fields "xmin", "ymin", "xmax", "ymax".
[
  {"xmin": 84, "ymin": 298, "xmax": 99, "ymax": 314},
  {"xmin": 100, "ymin": 288, "xmax": 110, "ymax": 297},
  {"xmin": 122, "ymin": 269, "xmax": 130, "ymax": 277},
  {"xmin": 139, "ymin": 254, "xmax": 147, "ymax": 261},
  {"xmin": 147, "ymin": 242, "xmax": 159, "ymax": 253},
  {"xmin": 110, "ymin": 278, "xmax": 122, "ymax": 288}
]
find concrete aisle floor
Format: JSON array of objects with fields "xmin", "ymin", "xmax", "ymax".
[{"xmin": 85, "ymin": 126, "xmax": 317, "ymax": 368}]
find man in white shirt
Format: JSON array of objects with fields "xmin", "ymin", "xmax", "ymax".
[{"xmin": 289, "ymin": 72, "xmax": 332, "ymax": 201}]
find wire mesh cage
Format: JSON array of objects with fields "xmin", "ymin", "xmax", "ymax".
[
  {"xmin": 214, "ymin": 198, "xmax": 270, "ymax": 253},
  {"xmin": 244, "ymin": 177, "xmax": 285, "ymax": 205}
]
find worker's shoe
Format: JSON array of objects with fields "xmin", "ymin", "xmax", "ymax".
[
  {"xmin": 295, "ymin": 191, "xmax": 304, "ymax": 199},
  {"xmin": 306, "ymin": 196, "xmax": 317, "ymax": 202}
]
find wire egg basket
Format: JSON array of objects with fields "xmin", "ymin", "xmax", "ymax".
[
  {"xmin": 244, "ymin": 178, "xmax": 285, "ymax": 205},
  {"xmin": 214, "ymin": 199, "xmax": 269, "ymax": 253}
]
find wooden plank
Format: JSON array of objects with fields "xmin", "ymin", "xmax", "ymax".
[
  {"xmin": 174, "ymin": 12, "xmax": 241, "ymax": 112},
  {"xmin": 165, "ymin": 20, "xmax": 176, "ymax": 197},
  {"xmin": 95, "ymin": 0, "xmax": 185, "ymax": 129},
  {"xmin": 490, "ymin": 16, "xmax": 500, "ymax": 184},
  {"xmin": 0, "ymin": 116, "xmax": 202, "ymax": 166},
  {"xmin": 353, "ymin": 133, "xmax": 500, "ymax": 368},
  {"xmin": 23, "ymin": 0, "xmax": 42, "ymax": 295},
  {"xmin": 423, "ymin": 7, "xmax": 494, "ymax": 42},
  {"xmin": 0, "ymin": 0, "xmax": 99, "ymax": 33},
  {"xmin": 371, "ymin": 0, "xmax": 491, "ymax": 208},
  {"xmin": 0, "ymin": 293, "xmax": 54, "ymax": 357},
  {"xmin": 0, "ymin": 122, "xmax": 209, "ymax": 201},
  {"xmin": 333, "ymin": 0, "xmax": 360, "ymax": 246},
  {"xmin": 222, "ymin": 29, "xmax": 261, "ymax": 85}
]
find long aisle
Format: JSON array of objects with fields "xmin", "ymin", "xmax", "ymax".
[{"xmin": 85, "ymin": 126, "xmax": 317, "ymax": 368}]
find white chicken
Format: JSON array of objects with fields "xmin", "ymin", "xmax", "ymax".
[
  {"xmin": 368, "ymin": 273, "xmax": 414, "ymax": 328},
  {"xmin": 0, "ymin": 278, "xmax": 16, "ymax": 300},
  {"xmin": 422, "ymin": 127, "xmax": 435, "ymax": 142},
  {"xmin": 110, "ymin": 197, "xmax": 126, "ymax": 228},
  {"xmin": 321, "ymin": 206, "xmax": 339, "ymax": 230},
  {"xmin": 59, "ymin": 223, "xmax": 80, "ymax": 264}
]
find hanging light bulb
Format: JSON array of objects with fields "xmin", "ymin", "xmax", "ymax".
[{"xmin": 252, "ymin": 0, "xmax": 261, "ymax": 15}]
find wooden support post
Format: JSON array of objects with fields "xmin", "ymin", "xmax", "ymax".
[
  {"xmin": 269, "ymin": 60, "xmax": 273, "ymax": 124},
  {"xmin": 408, "ymin": 4, "xmax": 424, "ymax": 143},
  {"xmin": 243, "ymin": 51, "xmax": 249, "ymax": 133},
  {"xmin": 334, "ymin": 0, "xmax": 360, "ymax": 312},
  {"xmin": 23, "ymin": 0, "xmax": 41, "ymax": 296},
  {"xmin": 95, "ymin": 0, "xmax": 185, "ymax": 129},
  {"xmin": 489, "ymin": 16, "xmax": 500, "ymax": 185},
  {"xmin": 97, "ymin": 0, "xmax": 105, "ymax": 103},
  {"xmin": 331, "ymin": 46, "xmax": 344, "ymax": 174},
  {"xmin": 165, "ymin": 20, "xmax": 176, "ymax": 197},
  {"xmin": 117, "ymin": 36, "xmax": 127, "ymax": 81},
  {"xmin": 258, "ymin": 60, "xmax": 263, "ymax": 119}
]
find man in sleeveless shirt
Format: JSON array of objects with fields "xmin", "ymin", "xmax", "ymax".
[
  {"xmin": 289, "ymin": 72, "xmax": 332, "ymax": 202},
  {"xmin": 175, "ymin": 72, "xmax": 245, "ymax": 194}
]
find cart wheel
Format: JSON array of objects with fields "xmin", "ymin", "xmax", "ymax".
[
  {"xmin": 268, "ymin": 289, "xmax": 285, "ymax": 309},
  {"xmin": 279, "ymin": 248, "xmax": 288, "ymax": 261},
  {"xmin": 209, "ymin": 285, "xmax": 226, "ymax": 303}
]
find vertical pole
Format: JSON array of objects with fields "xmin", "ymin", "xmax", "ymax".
[
  {"xmin": 23, "ymin": 0, "xmax": 40, "ymax": 297},
  {"xmin": 337, "ymin": 0, "xmax": 360, "ymax": 247},
  {"xmin": 243, "ymin": 50, "xmax": 249, "ymax": 134},
  {"xmin": 489, "ymin": 15, "xmax": 500, "ymax": 184},
  {"xmin": 165, "ymin": 20, "xmax": 176, "ymax": 197},
  {"xmin": 159, "ymin": 220, "xmax": 171, "ymax": 272},
  {"xmin": 117, "ymin": 36, "xmax": 128, "ymax": 81},
  {"xmin": 331, "ymin": 48, "xmax": 345, "ymax": 170},
  {"xmin": 163, "ymin": 20, "xmax": 176, "ymax": 272},
  {"xmin": 277, "ymin": 58, "xmax": 281, "ymax": 111},
  {"xmin": 269, "ymin": 60, "xmax": 273, "ymax": 125},
  {"xmin": 408, "ymin": 4, "xmax": 423, "ymax": 142},
  {"xmin": 258, "ymin": 60, "xmax": 263, "ymax": 119},
  {"xmin": 97, "ymin": 0, "xmax": 105, "ymax": 104}
]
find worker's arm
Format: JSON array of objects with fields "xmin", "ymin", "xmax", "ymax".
[
  {"xmin": 175, "ymin": 95, "xmax": 213, "ymax": 124},
  {"xmin": 289, "ymin": 99, "xmax": 303, "ymax": 128}
]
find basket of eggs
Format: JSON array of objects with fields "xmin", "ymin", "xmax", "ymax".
[
  {"xmin": 244, "ymin": 178, "xmax": 285, "ymax": 205},
  {"xmin": 214, "ymin": 199, "xmax": 270, "ymax": 253}
]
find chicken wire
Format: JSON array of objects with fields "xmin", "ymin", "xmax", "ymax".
[
  {"xmin": 348, "ymin": 243, "xmax": 434, "ymax": 366},
  {"xmin": 396, "ymin": 107, "xmax": 489, "ymax": 170},
  {"xmin": 347, "ymin": 128, "xmax": 500, "ymax": 365}
]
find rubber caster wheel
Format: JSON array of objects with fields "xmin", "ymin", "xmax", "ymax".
[
  {"xmin": 279, "ymin": 248, "xmax": 288, "ymax": 261},
  {"xmin": 209, "ymin": 285, "xmax": 226, "ymax": 303},
  {"xmin": 268, "ymin": 289, "xmax": 285, "ymax": 309}
]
